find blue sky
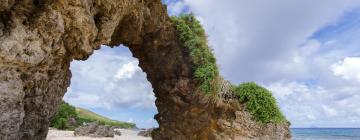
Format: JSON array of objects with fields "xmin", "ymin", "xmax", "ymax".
[{"xmin": 64, "ymin": 0, "xmax": 360, "ymax": 128}]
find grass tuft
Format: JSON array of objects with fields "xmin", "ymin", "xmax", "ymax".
[{"xmin": 170, "ymin": 14, "xmax": 219, "ymax": 95}]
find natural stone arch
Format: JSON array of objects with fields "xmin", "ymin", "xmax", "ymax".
[{"xmin": 0, "ymin": 0, "xmax": 290, "ymax": 140}]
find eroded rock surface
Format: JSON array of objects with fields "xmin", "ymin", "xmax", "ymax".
[
  {"xmin": 0, "ymin": 0, "xmax": 290, "ymax": 140},
  {"xmin": 74, "ymin": 122, "xmax": 114, "ymax": 137},
  {"xmin": 138, "ymin": 128, "xmax": 154, "ymax": 137}
]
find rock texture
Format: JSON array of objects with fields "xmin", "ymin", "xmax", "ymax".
[
  {"xmin": 0, "ymin": 0, "xmax": 290, "ymax": 140},
  {"xmin": 113, "ymin": 129, "xmax": 122, "ymax": 136},
  {"xmin": 138, "ymin": 128, "xmax": 154, "ymax": 137},
  {"xmin": 74, "ymin": 122, "xmax": 114, "ymax": 137}
]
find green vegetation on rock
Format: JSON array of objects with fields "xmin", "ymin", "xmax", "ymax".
[
  {"xmin": 171, "ymin": 14, "xmax": 286, "ymax": 124},
  {"xmin": 50, "ymin": 101, "xmax": 77, "ymax": 130},
  {"xmin": 171, "ymin": 14, "xmax": 219, "ymax": 95},
  {"xmin": 50, "ymin": 101, "xmax": 135, "ymax": 130},
  {"xmin": 233, "ymin": 82, "xmax": 287, "ymax": 124},
  {"xmin": 76, "ymin": 107, "xmax": 136, "ymax": 129}
]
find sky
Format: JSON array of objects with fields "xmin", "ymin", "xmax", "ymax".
[{"xmin": 64, "ymin": 0, "xmax": 360, "ymax": 128}]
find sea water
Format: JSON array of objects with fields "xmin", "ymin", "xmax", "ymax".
[{"xmin": 292, "ymin": 128, "xmax": 360, "ymax": 140}]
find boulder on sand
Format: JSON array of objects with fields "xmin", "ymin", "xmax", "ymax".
[
  {"xmin": 138, "ymin": 128, "xmax": 154, "ymax": 137},
  {"xmin": 113, "ymin": 129, "xmax": 122, "ymax": 136},
  {"xmin": 74, "ymin": 122, "xmax": 114, "ymax": 137}
]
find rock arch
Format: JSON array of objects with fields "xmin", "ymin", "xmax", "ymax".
[{"xmin": 0, "ymin": 0, "xmax": 290, "ymax": 140}]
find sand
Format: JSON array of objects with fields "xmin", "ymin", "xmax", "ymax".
[{"xmin": 46, "ymin": 128, "xmax": 151, "ymax": 140}]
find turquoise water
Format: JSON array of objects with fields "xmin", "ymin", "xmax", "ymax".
[{"xmin": 292, "ymin": 128, "xmax": 360, "ymax": 140}]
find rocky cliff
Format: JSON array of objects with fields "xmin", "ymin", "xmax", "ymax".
[{"xmin": 0, "ymin": 0, "xmax": 290, "ymax": 140}]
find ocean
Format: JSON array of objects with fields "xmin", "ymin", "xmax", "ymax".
[{"xmin": 291, "ymin": 128, "xmax": 360, "ymax": 140}]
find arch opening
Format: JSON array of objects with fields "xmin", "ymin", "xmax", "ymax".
[{"xmin": 63, "ymin": 45, "xmax": 158, "ymax": 129}]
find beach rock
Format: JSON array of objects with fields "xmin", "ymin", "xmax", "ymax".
[
  {"xmin": 0, "ymin": 0, "xmax": 291, "ymax": 140},
  {"xmin": 138, "ymin": 128, "xmax": 154, "ymax": 137},
  {"xmin": 74, "ymin": 122, "xmax": 114, "ymax": 137},
  {"xmin": 113, "ymin": 129, "xmax": 122, "ymax": 136}
]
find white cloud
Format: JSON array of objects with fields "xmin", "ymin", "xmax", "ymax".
[
  {"xmin": 331, "ymin": 57, "xmax": 360, "ymax": 82},
  {"xmin": 322, "ymin": 105, "xmax": 337, "ymax": 117},
  {"xmin": 115, "ymin": 61, "xmax": 141, "ymax": 80},
  {"xmin": 167, "ymin": 1, "xmax": 187, "ymax": 15},
  {"xmin": 306, "ymin": 114, "xmax": 316, "ymax": 121},
  {"xmin": 64, "ymin": 46, "xmax": 156, "ymax": 110},
  {"xmin": 325, "ymin": 40, "xmax": 337, "ymax": 46},
  {"xmin": 127, "ymin": 118, "xmax": 134, "ymax": 123},
  {"xmin": 64, "ymin": 91, "xmax": 104, "ymax": 108},
  {"xmin": 267, "ymin": 81, "xmax": 360, "ymax": 127},
  {"xmin": 178, "ymin": 0, "xmax": 360, "ymax": 83}
]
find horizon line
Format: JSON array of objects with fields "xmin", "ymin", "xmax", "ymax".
[{"xmin": 291, "ymin": 127, "xmax": 360, "ymax": 129}]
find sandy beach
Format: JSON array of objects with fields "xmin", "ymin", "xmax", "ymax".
[{"xmin": 46, "ymin": 128, "xmax": 151, "ymax": 140}]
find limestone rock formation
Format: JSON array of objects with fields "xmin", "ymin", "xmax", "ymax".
[
  {"xmin": 74, "ymin": 122, "xmax": 114, "ymax": 137},
  {"xmin": 0, "ymin": 0, "xmax": 290, "ymax": 140}
]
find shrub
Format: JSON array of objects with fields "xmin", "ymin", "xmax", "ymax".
[
  {"xmin": 76, "ymin": 117, "xmax": 94, "ymax": 125},
  {"xmin": 51, "ymin": 118, "xmax": 67, "ymax": 130},
  {"xmin": 50, "ymin": 101, "xmax": 77, "ymax": 130},
  {"xmin": 171, "ymin": 14, "xmax": 219, "ymax": 95},
  {"xmin": 234, "ymin": 82, "xmax": 287, "ymax": 124}
]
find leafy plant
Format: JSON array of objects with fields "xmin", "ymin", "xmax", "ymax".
[
  {"xmin": 234, "ymin": 82, "xmax": 287, "ymax": 124},
  {"xmin": 171, "ymin": 14, "xmax": 219, "ymax": 95},
  {"xmin": 51, "ymin": 118, "xmax": 67, "ymax": 130},
  {"xmin": 50, "ymin": 101, "xmax": 77, "ymax": 130}
]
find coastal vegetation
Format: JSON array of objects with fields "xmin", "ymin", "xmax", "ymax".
[
  {"xmin": 50, "ymin": 101, "xmax": 135, "ymax": 130},
  {"xmin": 76, "ymin": 107, "xmax": 136, "ymax": 128},
  {"xmin": 50, "ymin": 101, "xmax": 78, "ymax": 130},
  {"xmin": 172, "ymin": 14, "xmax": 286, "ymax": 124},
  {"xmin": 233, "ymin": 82, "xmax": 287, "ymax": 123},
  {"xmin": 171, "ymin": 14, "xmax": 220, "ymax": 95}
]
